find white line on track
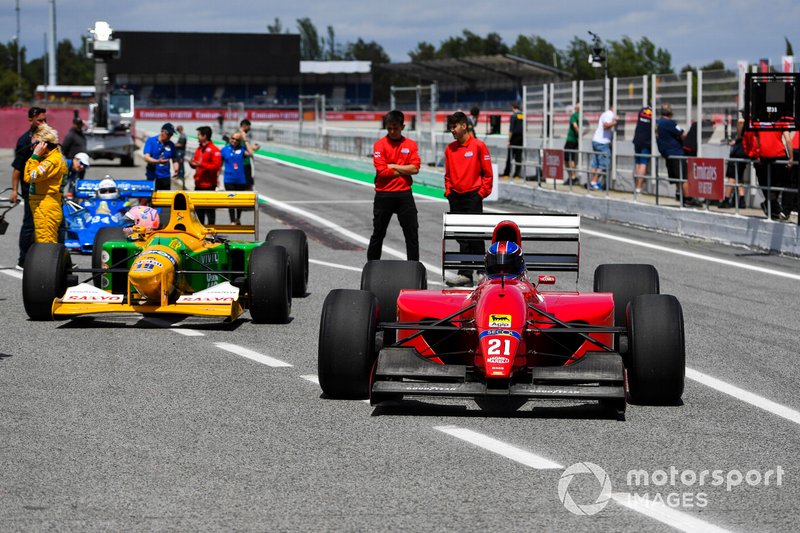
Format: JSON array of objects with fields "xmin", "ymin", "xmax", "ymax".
[
  {"xmin": 0, "ymin": 268, "xmax": 23, "ymax": 280},
  {"xmin": 169, "ymin": 328, "xmax": 205, "ymax": 337},
  {"xmin": 686, "ymin": 367, "xmax": 800, "ymax": 425},
  {"xmin": 433, "ymin": 425, "xmax": 563, "ymax": 469},
  {"xmin": 434, "ymin": 426, "xmax": 729, "ymax": 530},
  {"xmin": 309, "ymin": 258, "xmax": 444, "ymax": 286},
  {"xmin": 580, "ymin": 228, "xmax": 800, "ymax": 281},
  {"xmin": 215, "ymin": 342, "xmax": 292, "ymax": 367},
  {"xmin": 610, "ymin": 493, "xmax": 731, "ymax": 533},
  {"xmin": 259, "ymin": 192, "xmax": 442, "ymax": 275}
]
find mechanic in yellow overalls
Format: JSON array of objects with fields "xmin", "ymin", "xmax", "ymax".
[{"xmin": 24, "ymin": 124, "xmax": 67, "ymax": 243}]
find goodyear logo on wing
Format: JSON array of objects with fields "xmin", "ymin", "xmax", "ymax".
[{"xmin": 488, "ymin": 314, "xmax": 512, "ymax": 328}]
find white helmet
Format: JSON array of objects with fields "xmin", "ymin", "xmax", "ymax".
[{"xmin": 97, "ymin": 177, "xmax": 119, "ymax": 200}]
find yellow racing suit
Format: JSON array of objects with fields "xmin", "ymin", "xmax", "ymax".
[{"xmin": 24, "ymin": 149, "xmax": 67, "ymax": 243}]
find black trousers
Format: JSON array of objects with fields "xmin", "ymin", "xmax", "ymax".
[
  {"xmin": 18, "ymin": 184, "xmax": 34, "ymax": 266},
  {"xmin": 224, "ymin": 181, "xmax": 248, "ymax": 222},
  {"xmin": 447, "ymin": 189, "xmax": 483, "ymax": 278},
  {"xmin": 502, "ymin": 133, "xmax": 523, "ymax": 177},
  {"xmin": 367, "ymin": 191, "xmax": 419, "ymax": 261}
]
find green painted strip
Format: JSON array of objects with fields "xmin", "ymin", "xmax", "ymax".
[{"xmin": 256, "ymin": 148, "xmax": 446, "ymax": 199}]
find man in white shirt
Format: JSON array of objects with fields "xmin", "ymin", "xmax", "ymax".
[{"xmin": 589, "ymin": 104, "xmax": 618, "ymax": 190}]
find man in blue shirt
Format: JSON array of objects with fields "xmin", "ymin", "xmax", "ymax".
[
  {"xmin": 143, "ymin": 123, "xmax": 179, "ymax": 190},
  {"xmin": 220, "ymin": 132, "xmax": 252, "ymax": 224},
  {"xmin": 656, "ymin": 104, "xmax": 702, "ymax": 207}
]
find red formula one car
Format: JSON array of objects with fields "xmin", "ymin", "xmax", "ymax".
[{"xmin": 318, "ymin": 213, "xmax": 685, "ymax": 414}]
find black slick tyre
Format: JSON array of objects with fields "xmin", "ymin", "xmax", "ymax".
[
  {"xmin": 361, "ymin": 260, "xmax": 426, "ymax": 344},
  {"xmin": 626, "ymin": 294, "xmax": 685, "ymax": 405},
  {"xmin": 248, "ymin": 245, "xmax": 291, "ymax": 324},
  {"xmin": 266, "ymin": 229, "xmax": 308, "ymax": 297},
  {"xmin": 318, "ymin": 289, "xmax": 378, "ymax": 399},
  {"xmin": 593, "ymin": 263, "xmax": 659, "ymax": 352},
  {"xmin": 91, "ymin": 226, "xmax": 127, "ymax": 288},
  {"xmin": 22, "ymin": 243, "xmax": 71, "ymax": 321}
]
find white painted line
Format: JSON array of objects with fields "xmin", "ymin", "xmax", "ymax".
[
  {"xmin": 582, "ymin": 228, "xmax": 800, "ymax": 281},
  {"xmin": 309, "ymin": 258, "xmax": 444, "ymax": 286},
  {"xmin": 686, "ymin": 367, "xmax": 800, "ymax": 426},
  {"xmin": 284, "ymin": 200, "xmax": 374, "ymax": 204},
  {"xmin": 300, "ymin": 374, "xmax": 370, "ymax": 403},
  {"xmin": 169, "ymin": 328, "xmax": 205, "ymax": 337},
  {"xmin": 0, "ymin": 268, "xmax": 23, "ymax": 280},
  {"xmin": 611, "ymin": 493, "xmax": 732, "ymax": 533},
  {"xmin": 259, "ymin": 192, "xmax": 442, "ymax": 275},
  {"xmin": 309, "ymin": 258, "xmax": 363, "ymax": 273},
  {"xmin": 214, "ymin": 342, "xmax": 293, "ymax": 368},
  {"xmin": 434, "ymin": 425, "xmax": 563, "ymax": 469}
]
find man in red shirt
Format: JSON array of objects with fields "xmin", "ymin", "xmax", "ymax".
[
  {"xmin": 444, "ymin": 111, "xmax": 493, "ymax": 286},
  {"xmin": 189, "ymin": 125, "xmax": 222, "ymax": 224},
  {"xmin": 744, "ymin": 130, "xmax": 793, "ymax": 220},
  {"xmin": 367, "ymin": 110, "xmax": 421, "ymax": 261}
]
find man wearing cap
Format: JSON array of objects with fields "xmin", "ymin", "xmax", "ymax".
[
  {"xmin": 64, "ymin": 152, "xmax": 91, "ymax": 199},
  {"xmin": 143, "ymin": 123, "xmax": 179, "ymax": 190}
]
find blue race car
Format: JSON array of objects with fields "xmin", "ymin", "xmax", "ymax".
[{"xmin": 63, "ymin": 178, "xmax": 155, "ymax": 253}]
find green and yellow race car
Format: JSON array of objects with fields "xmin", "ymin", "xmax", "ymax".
[{"xmin": 22, "ymin": 190, "xmax": 308, "ymax": 323}]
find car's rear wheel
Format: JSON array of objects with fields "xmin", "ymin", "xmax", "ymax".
[
  {"xmin": 318, "ymin": 289, "xmax": 378, "ymax": 399},
  {"xmin": 626, "ymin": 294, "xmax": 685, "ymax": 405},
  {"xmin": 361, "ymin": 260, "xmax": 427, "ymax": 344},
  {"xmin": 248, "ymin": 245, "xmax": 291, "ymax": 324},
  {"xmin": 266, "ymin": 229, "xmax": 308, "ymax": 297},
  {"xmin": 593, "ymin": 263, "xmax": 659, "ymax": 351},
  {"xmin": 23, "ymin": 243, "xmax": 71, "ymax": 320},
  {"xmin": 92, "ymin": 226, "xmax": 127, "ymax": 288}
]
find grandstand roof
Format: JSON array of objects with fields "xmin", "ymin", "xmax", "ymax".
[
  {"xmin": 301, "ymin": 61, "xmax": 371, "ymax": 74},
  {"xmin": 378, "ymin": 54, "xmax": 569, "ymax": 84}
]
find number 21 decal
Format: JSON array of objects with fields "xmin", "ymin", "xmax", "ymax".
[{"xmin": 487, "ymin": 338, "xmax": 511, "ymax": 355}]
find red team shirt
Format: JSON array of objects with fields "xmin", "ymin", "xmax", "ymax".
[
  {"xmin": 372, "ymin": 135, "xmax": 421, "ymax": 193},
  {"xmin": 193, "ymin": 141, "xmax": 223, "ymax": 189},
  {"xmin": 444, "ymin": 135, "xmax": 493, "ymax": 197}
]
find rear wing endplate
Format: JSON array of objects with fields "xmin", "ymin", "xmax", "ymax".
[
  {"xmin": 442, "ymin": 212, "xmax": 580, "ymax": 278},
  {"xmin": 151, "ymin": 190, "xmax": 260, "ymax": 238}
]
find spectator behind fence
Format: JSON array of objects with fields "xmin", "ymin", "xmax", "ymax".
[
  {"xmin": 468, "ymin": 106, "xmax": 480, "ymax": 137},
  {"xmin": 656, "ymin": 103, "xmax": 703, "ymax": 208},
  {"xmin": 238, "ymin": 119, "xmax": 261, "ymax": 190},
  {"xmin": 632, "ymin": 103, "xmax": 652, "ymax": 197},
  {"xmin": 721, "ymin": 110, "xmax": 748, "ymax": 209},
  {"xmin": 589, "ymin": 103, "xmax": 617, "ymax": 190},
  {"xmin": 743, "ymin": 129, "xmax": 793, "ymax": 221},
  {"xmin": 563, "ymin": 102, "xmax": 581, "ymax": 185},
  {"xmin": 501, "ymin": 102, "xmax": 523, "ymax": 179}
]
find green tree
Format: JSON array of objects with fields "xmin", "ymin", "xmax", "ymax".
[
  {"xmin": 606, "ymin": 36, "xmax": 671, "ymax": 78},
  {"xmin": 509, "ymin": 35, "xmax": 559, "ymax": 66},
  {"xmin": 56, "ymin": 38, "xmax": 92, "ymax": 85},
  {"xmin": 408, "ymin": 42, "xmax": 436, "ymax": 61},
  {"xmin": 267, "ymin": 17, "xmax": 286, "ymax": 33},
  {"xmin": 786, "ymin": 37, "xmax": 794, "ymax": 56},
  {"xmin": 436, "ymin": 30, "xmax": 508, "ymax": 59},
  {"xmin": 296, "ymin": 17, "xmax": 323, "ymax": 60}
]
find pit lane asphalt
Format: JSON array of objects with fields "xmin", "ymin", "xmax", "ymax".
[{"xmin": 0, "ymin": 149, "xmax": 798, "ymax": 531}]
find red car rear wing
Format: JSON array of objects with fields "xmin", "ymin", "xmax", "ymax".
[{"xmin": 441, "ymin": 212, "xmax": 581, "ymax": 279}]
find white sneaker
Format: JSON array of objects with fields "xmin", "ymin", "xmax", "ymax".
[
  {"xmin": 14, "ymin": 263, "xmax": 23, "ymax": 271},
  {"xmin": 446, "ymin": 274, "xmax": 472, "ymax": 287}
]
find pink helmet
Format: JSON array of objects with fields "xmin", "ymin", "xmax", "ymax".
[{"xmin": 123, "ymin": 205, "xmax": 160, "ymax": 233}]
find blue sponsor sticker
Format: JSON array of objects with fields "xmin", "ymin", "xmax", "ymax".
[
  {"xmin": 148, "ymin": 249, "xmax": 177, "ymax": 266},
  {"xmin": 479, "ymin": 329, "xmax": 521, "ymax": 340}
]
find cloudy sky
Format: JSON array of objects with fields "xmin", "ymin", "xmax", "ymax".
[{"xmin": 4, "ymin": 0, "xmax": 800, "ymax": 71}]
